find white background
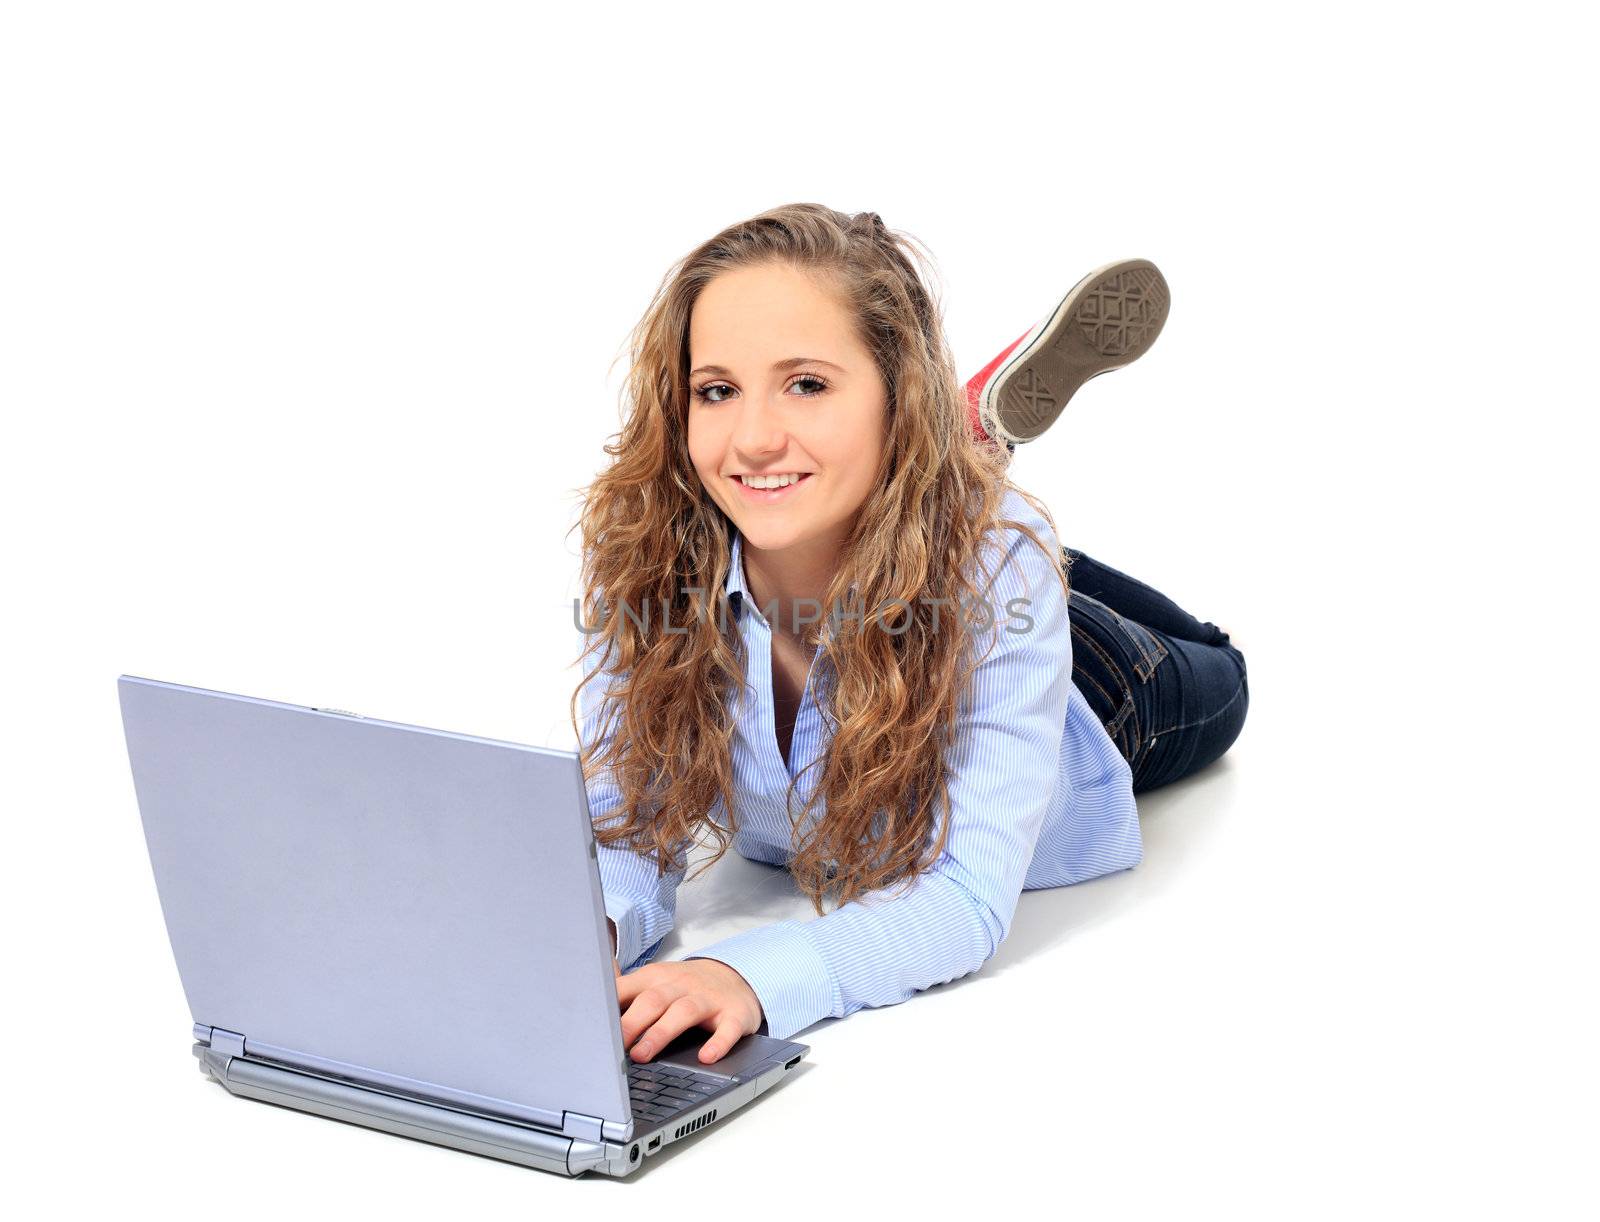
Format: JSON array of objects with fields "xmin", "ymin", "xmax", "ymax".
[{"xmin": 3, "ymin": 1, "xmax": 1594, "ymax": 1215}]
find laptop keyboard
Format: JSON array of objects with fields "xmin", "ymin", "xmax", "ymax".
[{"xmin": 627, "ymin": 1061, "xmax": 725, "ymax": 1124}]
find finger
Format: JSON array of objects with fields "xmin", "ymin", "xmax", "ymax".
[
  {"xmin": 632, "ymin": 996, "xmax": 711, "ymax": 1063},
  {"xmin": 619, "ymin": 988, "xmax": 672, "ymax": 1050},
  {"xmin": 698, "ymin": 1017, "xmax": 745, "ymax": 1065},
  {"xmin": 615, "ymin": 968, "xmax": 650, "ymax": 1007}
]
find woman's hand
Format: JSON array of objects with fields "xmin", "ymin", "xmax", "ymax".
[{"xmin": 616, "ymin": 959, "xmax": 764, "ymax": 1067}]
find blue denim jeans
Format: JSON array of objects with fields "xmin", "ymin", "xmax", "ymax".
[{"xmin": 1061, "ymin": 546, "xmax": 1249, "ymax": 792}]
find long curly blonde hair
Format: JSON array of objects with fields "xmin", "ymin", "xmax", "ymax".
[{"xmin": 568, "ymin": 202, "xmax": 1065, "ymax": 916}]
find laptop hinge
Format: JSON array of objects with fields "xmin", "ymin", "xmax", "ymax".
[
  {"xmin": 195, "ymin": 1024, "xmax": 247, "ymax": 1060},
  {"xmin": 562, "ymin": 1110, "xmax": 629, "ymax": 1143}
]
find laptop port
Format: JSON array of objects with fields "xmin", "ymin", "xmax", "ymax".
[
  {"xmin": 785, "ymin": 1055, "xmax": 801, "ymax": 1069},
  {"xmin": 648, "ymin": 1136, "xmax": 661, "ymax": 1151}
]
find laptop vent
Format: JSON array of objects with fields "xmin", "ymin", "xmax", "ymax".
[{"xmin": 674, "ymin": 1108, "xmax": 718, "ymax": 1139}]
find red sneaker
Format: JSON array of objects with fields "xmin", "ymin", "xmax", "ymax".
[{"xmin": 964, "ymin": 258, "xmax": 1171, "ymax": 448}]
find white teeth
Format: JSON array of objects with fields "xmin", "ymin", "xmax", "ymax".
[{"xmin": 738, "ymin": 472, "xmax": 806, "ymax": 489}]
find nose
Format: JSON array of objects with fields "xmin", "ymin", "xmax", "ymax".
[{"xmin": 729, "ymin": 391, "xmax": 789, "ymax": 461}]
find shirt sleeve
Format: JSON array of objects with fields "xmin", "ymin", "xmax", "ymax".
[
  {"xmin": 577, "ymin": 618, "xmax": 687, "ymax": 973},
  {"xmin": 682, "ymin": 510, "xmax": 1075, "ymax": 1041}
]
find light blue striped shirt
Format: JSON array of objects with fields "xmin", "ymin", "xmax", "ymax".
[{"xmin": 580, "ymin": 489, "xmax": 1142, "ymax": 1041}]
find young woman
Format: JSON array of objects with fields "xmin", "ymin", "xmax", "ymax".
[{"xmin": 572, "ymin": 203, "xmax": 1248, "ymax": 1069}]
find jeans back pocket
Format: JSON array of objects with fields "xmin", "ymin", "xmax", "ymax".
[{"xmin": 1071, "ymin": 591, "xmax": 1169, "ymax": 682}]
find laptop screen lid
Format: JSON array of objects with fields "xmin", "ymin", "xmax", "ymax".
[{"xmin": 118, "ymin": 675, "xmax": 632, "ymax": 1134}]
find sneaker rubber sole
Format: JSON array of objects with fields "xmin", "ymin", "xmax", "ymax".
[{"xmin": 979, "ymin": 258, "xmax": 1171, "ymax": 445}]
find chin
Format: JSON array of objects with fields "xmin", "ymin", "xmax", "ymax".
[{"xmin": 732, "ymin": 517, "xmax": 812, "ymax": 552}]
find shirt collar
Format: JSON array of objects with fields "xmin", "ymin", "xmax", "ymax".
[{"xmin": 725, "ymin": 528, "xmax": 752, "ymax": 619}]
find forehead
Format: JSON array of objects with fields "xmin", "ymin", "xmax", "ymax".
[{"xmin": 689, "ymin": 262, "xmax": 855, "ymax": 359}]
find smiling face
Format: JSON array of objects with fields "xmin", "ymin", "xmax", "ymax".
[{"xmin": 686, "ymin": 261, "xmax": 889, "ymax": 564}]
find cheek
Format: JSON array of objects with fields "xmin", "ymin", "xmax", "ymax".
[
  {"xmin": 686, "ymin": 417, "xmax": 719, "ymax": 479},
  {"xmin": 815, "ymin": 444, "xmax": 880, "ymax": 509},
  {"xmin": 833, "ymin": 415, "xmax": 887, "ymax": 486}
]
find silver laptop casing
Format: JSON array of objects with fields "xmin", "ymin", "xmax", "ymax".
[{"xmin": 119, "ymin": 675, "xmax": 809, "ymax": 1177}]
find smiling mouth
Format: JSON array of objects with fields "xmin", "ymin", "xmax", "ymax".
[{"xmin": 731, "ymin": 472, "xmax": 814, "ymax": 500}]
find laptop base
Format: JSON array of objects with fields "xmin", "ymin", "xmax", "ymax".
[{"xmin": 193, "ymin": 1039, "xmax": 805, "ymax": 1178}]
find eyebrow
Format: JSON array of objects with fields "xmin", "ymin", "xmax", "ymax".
[{"xmin": 689, "ymin": 356, "xmax": 847, "ymax": 378}]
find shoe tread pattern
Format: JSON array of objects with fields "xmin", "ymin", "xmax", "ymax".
[{"xmin": 1075, "ymin": 267, "xmax": 1169, "ymax": 356}]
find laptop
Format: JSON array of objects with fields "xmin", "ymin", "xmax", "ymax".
[{"xmin": 117, "ymin": 674, "xmax": 810, "ymax": 1178}]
